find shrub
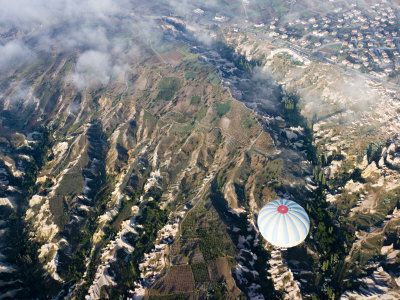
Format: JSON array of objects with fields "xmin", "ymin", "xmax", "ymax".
[
  {"xmin": 216, "ymin": 101, "xmax": 231, "ymax": 117},
  {"xmin": 156, "ymin": 77, "xmax": 182, "ymax": 101},
  {"xmin": 190, "ymin": 95, "xmax": 201, "ymax": 105}
]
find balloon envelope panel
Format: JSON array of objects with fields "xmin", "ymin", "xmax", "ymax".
[{"xmin": 257, "ymin": 199, "xmax": 310, "ymax": 248}]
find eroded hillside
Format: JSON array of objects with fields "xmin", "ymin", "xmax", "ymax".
[
  {"xmin": 3, "ymin": 2, "xmax": 400, "ymax": 297},
  {"xmin": 223, "ymin": 25, "xmax": 400, "ymax": 298},
  {"xmin": 0, "ymin": 25, "xmax": 317, "ymax": 299}
]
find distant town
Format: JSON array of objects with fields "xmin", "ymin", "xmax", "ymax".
[
  {"xmin": 258, "ymin": 1, "xmax": 399, "ymax": 78},
  {"xmin": 193, "ymin": 0, "xmax": 400, "ymax": 80}
]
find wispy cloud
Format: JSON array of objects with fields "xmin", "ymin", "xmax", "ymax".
[
  {"xmin": 0, "ymin": 40, "xmax": 35, "ymax": 72},
  {"xmin": 0, "ymin": 0, "xmax": 137, "ymax": 87},
  {"xmin": 69, "ymin": 50, "xmax": 129, "ymax": 90},
  {"xmin": 0, "ymin": 0, "xmax": 127, "ymax": 29}
]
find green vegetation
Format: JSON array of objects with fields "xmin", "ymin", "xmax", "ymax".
[
  {"xmin": 242, "ymin": 118, "xmax": 255, "ymax": 129},
  {"xmin": 181, "ymin": 203, "xmax": 236, "ymax": 261},
  {"xmin": 265, "ymin": 158, "xmax": 283, "ymax": 182},
  {"xmin": 191, "ymin": 262, "xmax": 210, "ymax": 284},
  {"xmin": 194, "ymin": 105, "xmax": 208, "ymax": 121},
  {"xmin": 366, "ymin": 141, "xmax": 384, "ymax": 164},
  {"xmin": 156, "ymin": 77, "xmax": 182, "ymax": 101},
  {"xmin": 306, "ymin": 145, "xmax": 355, "ymax": 298},
  {"xmin": 59, "ymin": 58, "xmax": 75, "ymax": 76},
  {"xmin": 198, "ymin": 226, "xmax": 233, "ymax": 261},
  {"xmin": 214, "ymin": 41, "xmax": 262, "ymax": 73},
  {"xmin": 185, "ymin": 71, "xmax": 196, "ymax": 80},
  {"xmin": 208, "ymin": 72, "xmax": 221, "ymax": 85},
  {"xmin": 216, "ymin": 101, "xmax": 231, "ymax": 117},
  {"xmin": 209, "ymin": 282, "xmax": 229, "ymax": 299},
  {"xmin": 177, "ymin": 46, "xmax": 199, "ymax": 61},
  {"xmin": 66, "ymin": 233, "xmax": 90, "ymax": 281},
  {"xmin": 107, "ymin": 188, "xmax": 168, "ymax": 298},
  {"xmin": 190, "ymin": 95, "xmax": 201, "ymax": 105},
  {"xmin": 281, "ymin": 94, "xmax": 302, "ymax": 124}
]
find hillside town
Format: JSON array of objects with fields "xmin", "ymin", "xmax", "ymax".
[{"xmin": 262, "ymin": 1, "xmax": 399, "ymax": 78}]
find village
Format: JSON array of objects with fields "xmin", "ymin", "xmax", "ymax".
[{"xmin": 258, "ymin": 1, "xmax": 400, "ymax": 79}]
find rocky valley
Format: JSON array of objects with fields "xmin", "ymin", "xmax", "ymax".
[{"xmin": 1, "ymin": 1, "xmax": 400, "ymax": 299}]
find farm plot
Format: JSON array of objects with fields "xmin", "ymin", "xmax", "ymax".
[
  {"xmin": 191, "ymin": 262, "xmax": 210, "ymax": 286},
  {"xmin": 150, "ymin": 265, "xmax": 195, "ymax": 296},
  {"xmin": 208, "ymin": 257, "xmax": 243, "ymax": 299}
]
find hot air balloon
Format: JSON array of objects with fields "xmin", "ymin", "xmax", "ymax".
[{"xmin": 257, "ymin": 199, "xmax": 310, "ymax": 248}]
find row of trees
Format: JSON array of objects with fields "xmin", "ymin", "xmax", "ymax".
[{"xmin": 280, "ymin": 91, "xmax": 355, "ymax": 298}]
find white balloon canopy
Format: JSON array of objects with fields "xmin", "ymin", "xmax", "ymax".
[{"xmin": 257, "ymin": 199, "xmax": 310, "ymax": 248}]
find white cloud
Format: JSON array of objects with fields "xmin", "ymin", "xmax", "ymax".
[
  {"xmin": 69, "ymin": 51, "xmax": 112, "ymax": 90},
  {"xmin": 0, "ymin": 40, "xmax": 35, "ymax": 72},
  {"xmin": 0, "ymin": 0, "xmax": 127, "ymax": 29},
  {"xmin": 68, "ymin": 50, "xmax": 130, "ymax": 90},
  {"xmin": 0, "ymin": 0, "xmax": 140, "ymax": 89}
]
